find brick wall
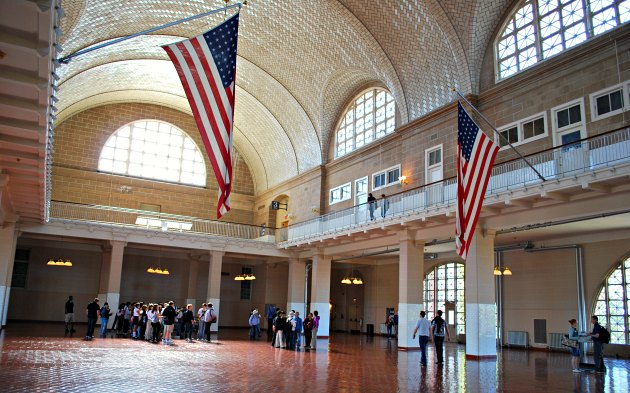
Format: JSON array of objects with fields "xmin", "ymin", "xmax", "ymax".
[{"xmin": 53, "ymin": 103, "xmax": 255, "ymax": 224}]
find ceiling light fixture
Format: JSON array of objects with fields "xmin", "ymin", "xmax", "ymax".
[
  {"xmin": 494, "ymin": 266, "xmax": 513, "ymax": 276},
  {"xmin": 47, "ymin": 258, "xmax": 72, "ymax": 267},
  {"xmin": 234, "ymin": 273, "xmax": 256, "ymax": 281}
]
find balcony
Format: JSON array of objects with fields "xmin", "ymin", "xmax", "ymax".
[
  {"xmin": 280, "ymin": 128, "xmax": 630, "ymax": 245},
  {"xmin": 47, "ymin": 128, "xmax": 630, "ymax": 247}
]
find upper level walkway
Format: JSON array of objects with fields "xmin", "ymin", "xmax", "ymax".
[{"xmin": 36, "ymin": 127, "xmax": 630, "ymax": 251}]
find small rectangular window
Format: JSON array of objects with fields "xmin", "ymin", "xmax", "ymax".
[
  {"xmin": 329, "ymin": 183, "xmax": 351, "ymax": 205},
  {"xmin": 499, "ymin": 126, "xmax": 518, "ymax": 147},
  {"xmin": 591, "ymin": 84, "xmax": 627, "ymax": 121},
  {"xmin": 387, "ymin": 167, "xmax": 400, "ymax": 184},
  {"xmin": 428, "ymin": 149, "xmax": 442, "ymax": 166},
  {"xmin": 11, "ymin": 249, "xmax": 30, "ymax": 288},
  {"xmin": 374, "ymin": 173, "xmax": 386, "ymax": 189},
  {"xmin": 523, "ymin": 118, "xmax": 545, "ymax": 140}
]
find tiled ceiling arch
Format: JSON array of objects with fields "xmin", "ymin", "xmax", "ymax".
[{"xmin": 55, "ymin": 0, "xmax": 514, "ymax": 192}]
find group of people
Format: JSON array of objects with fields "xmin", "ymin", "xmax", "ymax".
[
  {"xmin": 566, "ymin": 316, "xmax": 609, "ymax": 373},
  {"xmin": 70, "ymin": 296, "xmax": 216, "ymax": 345},
  {"xmin": 412, "ymin": 310, "xmax": 450, "ymax": 366},
  {"xmin": 367, "ymin": 193, "xmax": 389, "ymax": 220},
  {"xmin": 269, "ymin": 309, "xmax": 320, "ymax": 350}
]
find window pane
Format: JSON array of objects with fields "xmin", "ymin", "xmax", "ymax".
[{"xmin": 97, "ymin": 121, "xmax": 206, "ymax": 186}]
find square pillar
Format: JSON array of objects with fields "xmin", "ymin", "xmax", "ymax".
[
  {"xmin": 287, "ymin": 258, "xmax": 306, "ymax": 316},
  {"xmin": 186, "ymin": 256, "xmax": 200, "ymax": 309},
  {"xmin": 207, "ymin": 251, "xmax": 223, "ymax": 332},
  {"xmin": 310, "ymin": 252, "xmax": 331, "ymax": 338},
  {"xmin": 0, "ymin": 222, "xmax": 18, "ymax": 327},
  {"xmin": 98, "ymin": 240, "xmax": 125, "ymax": 328},
  {"xmin": 398, "ymin": 231, "xmax": 424, "ymax": 349},
  {"xmin": 465, "ymin": 228, "xmax": 497, "ymax": 359}
]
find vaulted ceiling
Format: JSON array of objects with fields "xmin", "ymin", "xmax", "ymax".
[{"xmin": 1, "ymin": 0, "xmax": 516, "ymax": 222}]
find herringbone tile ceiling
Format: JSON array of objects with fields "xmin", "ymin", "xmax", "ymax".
[{"xmin": 56, "ymin": 0, "xmax": 512, "ymax": 192}]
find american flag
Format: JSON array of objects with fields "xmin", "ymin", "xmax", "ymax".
[
  {"xmin": 456, "ymin": 102, "xmax": 499, "ymax": 260},
  {"xmin": 162, "ymin": 13, "xmax": 240, "ymax": 218}
]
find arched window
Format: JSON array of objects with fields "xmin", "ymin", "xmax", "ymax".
[
  {"xmin": 424, "ymin": 262, "xmax": 465, "ymax": 335},
  {"xmin": 335, "ymin": 88, "xmax": 395, "ymax": 158},
  {"xmin": 496, "ymin": 0, "xmax": 630, "ymax": 80},
  {"xmin": 593, "ymin": 256, "xmax": 630, "ymax": 344},
  {"xmin": 98, "ymin": 120, "xmax": 206, "ymax": 186}
]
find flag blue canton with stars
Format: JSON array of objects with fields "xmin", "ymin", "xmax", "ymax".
[
  {"xmin": 458, "ymin": 102, "xmax": 479, "ymax": 162},
  {"xmin": 204, "ymin": 13, "xmax": 239, "ymax": 88}
]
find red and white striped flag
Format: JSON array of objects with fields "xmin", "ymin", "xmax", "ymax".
[
  {"xmin": 456, "ymin": 102, "xmax": 499, "ymax": 260},
  {"xmin": 162, "ymin": 13, "xmax": 240, "ymax": 218}
]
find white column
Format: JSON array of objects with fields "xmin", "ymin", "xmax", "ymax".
[
  {"xmin": 287, "ymin": 258, "xmax": 306, "ymax": 316},
  {"xmin": 207, "ymin": 251, "xmax": 223, "ymax": 332},
  {"xmin": 186, "ymin": 255, "xmax": 200, "ymax": 310},
  {"xmin": 398, "ymin": 230, "xmax": 424, "ymax": 349},
  {"xmin": 97, "ymin": 241, "xmax": 125, "ymax": 328},
  {"xmin": 465, "ymin": 228, "xmax": 497, "ymax": 359},
  {"xmin": 0, "ymin": 222, "xmax": 18, "ymax": 327},
  {"xmin": 310, "ymin": 252, "xmax": 331, "ymax": 338}
]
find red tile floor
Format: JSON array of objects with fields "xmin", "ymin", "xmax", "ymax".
[{"xmin": 0, "ymin": 323, "xmax": 628, "ymax": 392}]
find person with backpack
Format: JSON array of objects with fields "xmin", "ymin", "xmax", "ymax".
[
  {"xmin": 431, "ymin": 310, "xmax": 450, "ymax": 364},
  {"xmin": 590, "ymin": 315, "xmax": 608, "ymax": 373}
]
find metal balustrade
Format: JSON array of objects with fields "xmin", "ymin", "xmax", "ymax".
[
  {"xmin": 49, "ymin": 128, "xmax": 630, "ymax": 244},
  {"xmin": 49, "ymin": 202, "xmax": 276, "ymax": 242},
  {"xmin": 281, "ymin": 128, "xmax": 630, "ymax": 243}
]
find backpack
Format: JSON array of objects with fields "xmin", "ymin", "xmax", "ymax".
[
  {"xmin": 209, "ymin": 309, "xmax": 217, "ymax": 323},
  {"xmin": 599, "ymin": 326, "xmax": 610, "ymax": 344}
]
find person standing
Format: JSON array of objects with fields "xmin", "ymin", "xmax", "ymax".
[
  {"xmin": 367, "ymin": 193, "xmax": 377, "ymax": 221},
  {"xmin": 567, "ymin": 319, "xmax": 582, "ymax": 372},
  {"xmin": 197, "ymin": 303, "xmax": 207, "ymax": 341},
  {"xmin": 204, "ymin": 303, "xmax": 216, "ymax": 342},
  {"xmin": 182, "ymin": 304, "xmax": 195, "ymax": 342},
  {"xmin": 412, "ymin": 311, "xmax": 431, "ymax": 366},
  {"xmin": 85, "ymin": 298, "xmax": 100, "ymax": 340},
  {"xmin": 431, "ymin": 310, "xmax": 450, "ymax": 364},
  {"xmin": 161, "ymin": 301, "xmax": 177, "ymax": 345},
  {"xmin": 64, "ymin": 295, "xmax": 75, "ymax": 334},
  {"xmin": 267, "ymin": 305, "xmax": 277, "ymax": 338},
  {"xmin": 380, "ymin": 194, "xmax": 389, "ymax": 218},
  {"xmin": 303, "ymin": 313, "xmax": 314, "ymax": 349},
  {"xmin": 590, "ymin": 316, "xmax": 606, "ymax": 373},
  {"xmin": 294, "ymin": 311, "xmax": 303, "ymax": 349},
  {"xmin": 386, "ymin": 314, "xmax": 394, "ymax": 339},
  {"xmin": 393, "ymin": 311, "xmax": 399, "ymax": 338},
  {"xmin": 99, "ymin": 302, "xmax": 112, "ymax": 337},
  {"xmin": 249, "ymin": 309, "xmax": 261, "ymax": 340},
  {"xmin": 311, "ymin": 310, "xmax": 320, "ymax": 349}
]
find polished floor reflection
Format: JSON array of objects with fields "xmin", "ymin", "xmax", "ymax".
[{"xmin": 0, "ymin": 324, "xmax": 628, "ymax": 392}]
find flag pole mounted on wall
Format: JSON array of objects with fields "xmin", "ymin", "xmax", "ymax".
[
  {"xmin": 452, "ymin": 89, "xmax": 546, "ymax": 182},
  {"xmin": 55, "ymin": 2, "xmax": 245, "ymax": 64}
]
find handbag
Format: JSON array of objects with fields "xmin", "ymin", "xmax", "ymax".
[{"xmin": 561, "ymin": 334, "xmax": 578, "ymax": 349}]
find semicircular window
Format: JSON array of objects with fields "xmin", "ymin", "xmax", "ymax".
[
  {"xmin": 98, "ymin": 120, "xmax": 206, "ymax": 186},
  {"xmin": 592, "ymin": 256, "xmax": 630, "ymax": 344},
  {"xmin": 335, "ymin": 88, "xmax": 396, "ymax": 158},
  {"xmin": 496, "ymin": 0, "xmax": 629, "ymax": 81}
]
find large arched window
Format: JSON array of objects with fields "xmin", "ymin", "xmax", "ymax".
[
  {"xmin": 335, "ymin": 88, "xmax": 395, "ymax": 158},
  {"xmin": 593, "ymin": 256, "xmax": 630, "ymax": 344},
  {"xmin": 496, "ymin": 0, "xmax": 630, "ymax": 80},
  {"xmin": 424, "ymin": 262, "xmax": 466, "ymax": 335},
  {"xmin": 98, "ymin": 120, "xmax": 206, "ymax": 186}
]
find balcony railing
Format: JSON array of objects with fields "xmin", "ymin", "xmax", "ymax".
[
  {"xmin": 281, "ymin": 128, "xmax": 630, "ymax": 243},
  {"xmin": 48, "ymin": 128, "xmax": 630, "ymax": 245},
  {"xmin": 49, "ymin": 202, "xmax": 277, "ymax": 242}
]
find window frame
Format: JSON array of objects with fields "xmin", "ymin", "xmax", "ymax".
[
  {"xmin": 589, "ymin": 81, "xmax": 629, "ymax": 122},
  {"xmin": 551, "ymin": 98, "xmax": 586, "ymax": 147},
  {"xmin": 334, "ymin": 88, "xmax": 396, "ymax": 159},
  {"xmin": 425, "ymin": 144, "xmax": 443, "ymax": 183},
  {"xmin": 371, "ymin": 164, "xmax": 401, "ymax": 192},
  {"xmin": 496, "ymin": 111, "xmax": 548, "ymax": 151},
  {"xmin": 354, "ymin": 176, "xmax": 368, "ymax": 206},
  {"xmin": 329, "ymin": 182, "xmax": 352, "ymax": 206},
  {"xmin": 592, "ymin": 256, "xmax": 630, "ymax": 344}
]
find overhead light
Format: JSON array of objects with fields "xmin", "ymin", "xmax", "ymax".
[
  {"xmin": 47, "ymin": 258, "xmax": 72, "ymax": 267},
  {"xmin": 51, "ymin": 72, "xmax": 60, "ymax": 81},
  {"xmin": 494, "ymin": 266, "xmax": 513, "ymax": 276},
  {"xmin": 234, "ymin": 275, "xmax": 245, "ymax": 281},
  {"xmin": 147, "ymin": 267, "xmax": 155, "ymax": 273},
  {"xmin": 398, "ymin": 175, "xmax": 408, "ymax": 185},
  {"xmin": 234, "ymin": 273, "xmax": 255, "ymax": 281},
  {"xmin": 341, "ymin": 277, "xmax": 352, "ymax": 284}
]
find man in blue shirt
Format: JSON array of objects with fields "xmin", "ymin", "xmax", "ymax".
[
  {"xmin": 267, "ymin": 305, "xmax": 276, "ymax": 338},
  {"xmin": 294, "ymin": 311, "xmax": 304, "ymax": 349}
]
